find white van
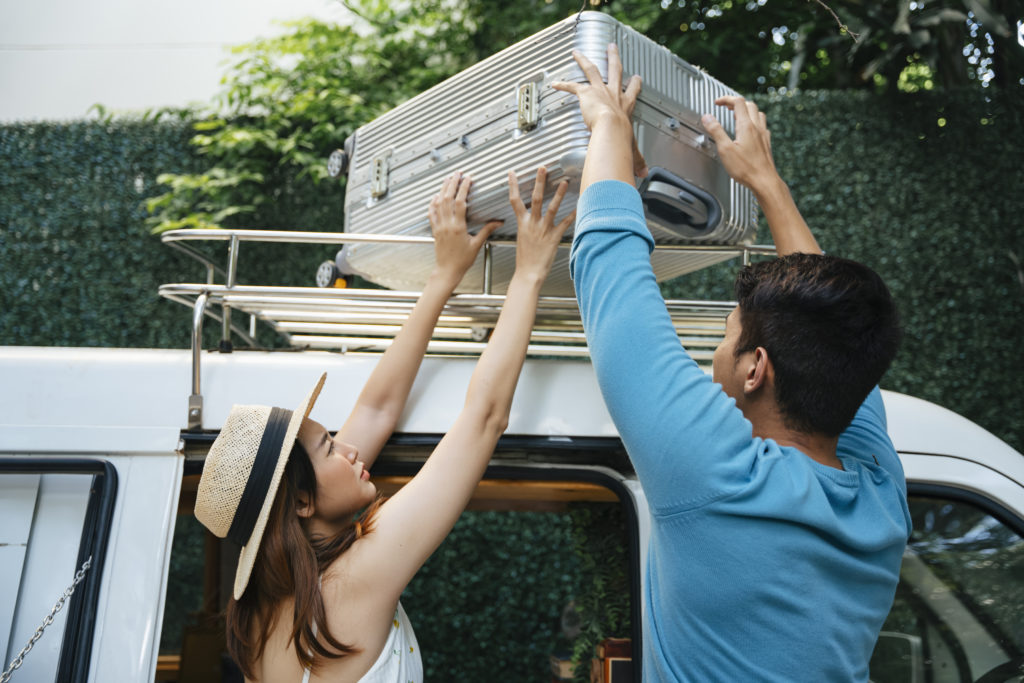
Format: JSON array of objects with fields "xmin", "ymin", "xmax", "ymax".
[{"xmin": 2, "ymin": 231, "xmax": 1022, "ymax": 683}]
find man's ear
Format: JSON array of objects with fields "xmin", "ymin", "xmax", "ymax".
[
  {"xmin": 743, "ymin": 346, "xmax": 773, "ymax": 395},
  {"xmin": 296, "ymin": 494, "xmax": 314, "ymax": 519}
]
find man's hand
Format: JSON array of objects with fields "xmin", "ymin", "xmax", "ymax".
[
  {"xmin": 704, "ymin": 96, "xmax": 821, "ymax": 255},
  {"xmin": 552, "ymin": 44, "xmax": 648, "ymax": 183},
  {"xmin": 428, "ymin": 172, "xmax": 502, "ymax": 286},
  {"xmin": 701, "ymin": 96, "xmax": 780, "ymax": 196}
]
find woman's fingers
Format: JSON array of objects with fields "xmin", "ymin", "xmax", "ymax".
[
  {"xmin": 507, "ymin": 170, "xmax": 527, "ymax": 217},
  {"xmin": 545, "ymin": 179, "xmax": 569, "ymax": 220},
  {"xmin": 624, "ymin": 74, "xmax": 642, "ymax": 109},
  {"xmin": 428, "ymin": 195, "xmax": 440, "ymax": 227},
  {"xmin": 556, "ymin": 210, "xmax": 577, "ymax": 238},
  {"xmin": 471, "ymin": 219, "xmax": 503, "ymax": 249},
  {"xmin": 440, "ymin": 172, "xmax": 456, "ymax": 199},
  {"xmin": 455, "ymin": 174, "xmax": 472, "ymax": 204},
  {"xmin": 530, "ymin": 167, "xmax": 547, "ymax": 219}
]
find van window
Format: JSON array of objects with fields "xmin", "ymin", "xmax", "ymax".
[
  {"xmin": 0, "ymin": 459, "xmax": 116, "ymax": 683},
  {"xmin": 160, "ymin": 456, "xmax": 639, "ymax": 683},
  {"xmin": 871, "ymin": 493, "xmax": 1024, "ymax": 683}
]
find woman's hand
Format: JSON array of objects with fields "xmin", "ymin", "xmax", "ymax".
[
  {"xmin": 428, "ymin": 172, "xmax": 502, "ymax": 287},
  {"xmin": 507, "ymin": 167, "xmax": 575, "ymax": 283}
]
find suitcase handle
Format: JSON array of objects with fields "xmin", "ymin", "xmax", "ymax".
[{"xmin": 638, "ymin": 167, "xmax": 722, "ymax": 239}]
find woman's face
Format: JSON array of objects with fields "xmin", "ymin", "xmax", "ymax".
[{"xmin": 295, "ymin": 418, "xmax": 376, "ymax": 528}]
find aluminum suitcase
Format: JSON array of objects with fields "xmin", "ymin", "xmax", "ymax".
[{"xmin": 335, "ymin": 11, "xmax": 758, "ymax": 296}]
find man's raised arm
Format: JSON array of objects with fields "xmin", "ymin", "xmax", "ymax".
[{"xmin": 702, "ymin": 96, "xmax": 821, "ymax": 256}]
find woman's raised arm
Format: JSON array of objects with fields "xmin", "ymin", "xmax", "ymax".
[
  {"xmin": 351, "ymin": 167, "xmax": 573, "ymax": 600},
  {"xmin": 335, "ymin": 173, "xmax": 501, "ymax": 468}
]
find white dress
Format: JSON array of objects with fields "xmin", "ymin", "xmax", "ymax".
[{"xmin": 300, "ymin": 601, "xmax": 422, "ymax": 683}]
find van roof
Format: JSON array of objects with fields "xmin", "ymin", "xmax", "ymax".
[{"xmin": 2, "ymin": 347, "xmax": 1019, "ymax": 482}]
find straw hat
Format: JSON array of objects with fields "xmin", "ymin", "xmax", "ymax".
[{"xmin": 195, "ymin": 373, "xmax": 326, "ymax": 599}]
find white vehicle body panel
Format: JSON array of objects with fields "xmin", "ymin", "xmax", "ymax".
[{"xmin": 1, "ymin": 345, "xmax": 1021, "ymax": 681}]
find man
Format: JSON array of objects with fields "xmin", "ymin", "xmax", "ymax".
[{"xmin": 554, "ymin": 46, "xmax": 909, "ymax": 681}]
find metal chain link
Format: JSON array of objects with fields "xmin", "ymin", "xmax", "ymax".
[{"xmin": 1, "ymin": 556, "xmax": 92, "ymax": 683}]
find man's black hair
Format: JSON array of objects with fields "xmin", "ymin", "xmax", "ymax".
[{"xmin": 733, "ymin": 253, "xmax": 902, "ymax": 437}]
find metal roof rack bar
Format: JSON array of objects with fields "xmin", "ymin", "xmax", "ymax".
[{"xmin": 160, "ymin": 228, "xmax": 774, "ymax": 427}]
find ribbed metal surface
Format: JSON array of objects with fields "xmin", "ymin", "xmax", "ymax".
[
  {"xmin": 342, "ymin": 12, "xmax": 757, "ymax": 295},
  {"xmin": 159, "ymin": 282, "xmax": 731, "ymax": 360},
  {"xmin": 160, "ymin": 227, "xmax": 773, "ymax": 359}
]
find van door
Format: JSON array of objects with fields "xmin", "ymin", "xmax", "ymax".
[
  {"xmin": 0, "ymin": 458, "xmax": 117, "ymax": 683},
  {"xmin": 871, "ymin": 475, "xmax": 1024, "ymax": 682}
]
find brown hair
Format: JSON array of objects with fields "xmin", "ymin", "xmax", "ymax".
[{"xmin": 225, "ymin": 440, "xmax": 383, "ymax": 678}]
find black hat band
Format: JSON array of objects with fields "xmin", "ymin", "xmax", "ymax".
[{"xmin": 227, "ymin": 407, "xmax": 293, "ymax": 546}]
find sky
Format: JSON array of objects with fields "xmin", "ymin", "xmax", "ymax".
[{"xmin": 0, "ymin": 0, "xmax": 353, "ymax": 121}]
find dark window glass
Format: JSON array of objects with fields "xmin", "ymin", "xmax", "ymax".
[{"xmin": 871, "ymin": 495, "xmax": 1024, "ymax": 683}]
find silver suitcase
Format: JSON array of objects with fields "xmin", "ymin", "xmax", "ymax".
[{"xmin": 336, "ymin": 11, "xmax": 757, "ymax": 296}]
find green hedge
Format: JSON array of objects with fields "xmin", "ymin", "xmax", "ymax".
[
  {"xmin": 775, "ymin": 90, "xmax": 1024, "ymax": 457},
  {"xmin": 663, "ymin": 88, "xmax": 1024, "ymax": 453},
  {"xmin": 0, "ymin": 119, "xmax": 339, "ymax": 350}
]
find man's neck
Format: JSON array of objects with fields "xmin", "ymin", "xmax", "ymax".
[
  {"xmin": 748, "ymin": 410, "xmax": 842, "ymax": 470},
  {"xmin": 770, "ymin": 431, "xmax": 842, "ymax": 470}
]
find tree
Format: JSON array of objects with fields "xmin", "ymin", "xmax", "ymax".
[
  {"xmin": 460, "ymin": 0, "xmax": 1022, "ymax": 92},
  {"xmin": 147, "ymin": 0, "xmax": 1021, "ymax": 233},
  {"xmin": 146, "ymin": 1, "xmax": 483, "ymax": 233}
]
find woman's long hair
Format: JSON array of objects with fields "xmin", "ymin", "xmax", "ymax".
[{"xmin": 225, "ymin": 440, "xmax": 383, "ymax": 678}]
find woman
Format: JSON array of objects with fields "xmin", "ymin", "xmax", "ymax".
[{"xmin": 194, "ymin": 167, "xmax": 573, "ymax": 682}]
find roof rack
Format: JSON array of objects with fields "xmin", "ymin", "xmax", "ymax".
[{"xmin": 159, "ymin": 228, "xmax": 775, "ymax": 428}]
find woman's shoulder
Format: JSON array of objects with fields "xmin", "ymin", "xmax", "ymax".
[{"xmin": 321, "ymin": 547, "xmax": 401, "ymax": 626}]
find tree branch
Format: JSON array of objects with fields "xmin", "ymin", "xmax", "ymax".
[{"xmin": 809, "ymin": 0, "xmax": 861, "ymax": 43}]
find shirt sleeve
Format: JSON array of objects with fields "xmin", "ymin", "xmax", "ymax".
[
  {"xmin": 570, "ymin": 180, "xmax": 760, "ymax": 514},
  {"xmin": 837, "ymin": 387, "xmax": 907, "ymax": 496}
]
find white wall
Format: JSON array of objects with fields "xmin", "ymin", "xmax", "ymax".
[{"xmin": 0, "ymin": 0, "xmax": 353, "ymax": 121}]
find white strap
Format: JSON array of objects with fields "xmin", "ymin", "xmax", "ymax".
[{"xmin": 301, "ymin": 612, "xmax": 319, "ymax": 683}]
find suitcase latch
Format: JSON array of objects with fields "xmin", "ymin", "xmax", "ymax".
[
  {"xmin": 517, "ymin": 82, "xmax": 539, "ymax": 132},
  {"xmin": 370, "ymin": 151, "xmax": 391, "ymax": 199}
]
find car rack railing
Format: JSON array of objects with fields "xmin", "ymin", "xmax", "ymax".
[{"xmin": 159, "ymin": 228, "xmax": 775, "ymax": 428}]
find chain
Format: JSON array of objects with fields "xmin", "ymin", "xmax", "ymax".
[{"xmin": 0, "ymin": 556, "xmax": 92, "ymax": 683}]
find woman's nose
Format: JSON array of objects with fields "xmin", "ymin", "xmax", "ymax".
[{"xmin": 338, "ymin": 442, "xmax": 358, "ymax": 463}]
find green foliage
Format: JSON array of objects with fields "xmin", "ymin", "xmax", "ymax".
[
  {"xmin": 146, "ymin": 1, "xmax": 1021, "ymax": 238},
  {"xmin": 0, "ymin": 119, "xmax": 203, "ymax": 347},
  {"xmin": 384, "ymin": 509, "xmax": 580, "ymax": 681},
  {"xmin": 146, "ymin": 2, "xmax": 496, "ymax": 235},
  {"xmin": 0, "ymin": 119, "xmax": 333, "ymax": 348},
  {"xmin": 461, "ymin": 0, "xmax": 1022, "ymax": 92},
  {"xmin": 777, "ymin": 88, "xmax": 1024, "ymax": 454},
  {"xmin": 401, "ymin": 503, "xmax": 631, "ymax": 681},
  {"xmin": 161, "ymin": 515, "xmax": 208, "ymax": 653},
  {"xmin": 567, "ymin": 503, "xmax": 632, "ymax": 682}
]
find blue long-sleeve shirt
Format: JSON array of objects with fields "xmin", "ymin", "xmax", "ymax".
[{"xmin": 570, "ymin": 180, "xmax": 911, "ymax": 682}]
